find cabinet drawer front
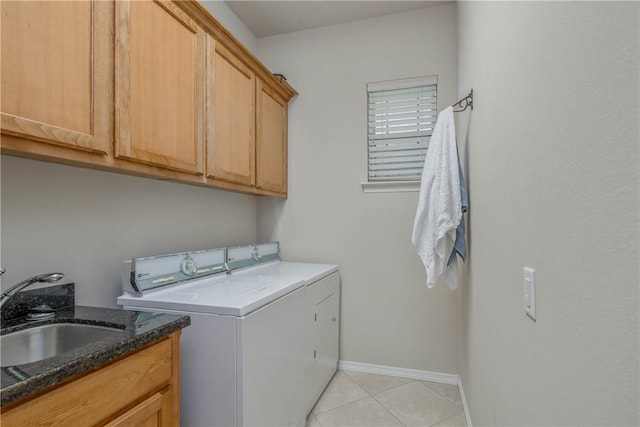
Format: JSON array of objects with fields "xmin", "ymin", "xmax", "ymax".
[{"xmin": 1, "ymin": 338, "xmax": 173, "ymax": 427}]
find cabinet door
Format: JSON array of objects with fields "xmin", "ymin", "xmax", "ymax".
[
  {"xmin": 207, "ymin": 39, "xmax": 256, "ymax": 186},
  {"xmin": 104, "ymin": 393, "xmax": 163, "ymax": 427},
  {"xmin": 0, "ymin": 335, "xmax": 176, "ymax": 427},
  {"xmin": 116, "ymin": 0, "xmax": 204, "ymax": 175},
  {"xmin": 315, "ymin": 293, "xmax": 340, "ymax": 377},
  {"xmin": 1, "ymin": 1, "xmax": 110, "ymax": 154},
  {"xmin": 256, "ymin": 79, "xmax": 288, "ymax": 194},
  {"xmin": 306, "ymin": 272, "xmax": 340, "ymax": 409}
]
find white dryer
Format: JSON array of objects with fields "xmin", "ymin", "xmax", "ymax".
[{"xmin": 117, "ymin": 243, "xmax": 339, "ymax": 427}]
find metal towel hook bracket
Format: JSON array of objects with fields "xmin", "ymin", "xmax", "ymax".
[{"xmin": 452, "ymin": 89, "xmax": 473, "ymax": 113}]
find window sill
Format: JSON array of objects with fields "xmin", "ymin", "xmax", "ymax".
[{"xmin": 361, "ymin": 181, "xmax": 421, "ymax": 193}]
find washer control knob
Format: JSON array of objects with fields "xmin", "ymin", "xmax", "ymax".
[{"xmin": 181, "ymin": 255, "xmax": 197, "ymax": 276}]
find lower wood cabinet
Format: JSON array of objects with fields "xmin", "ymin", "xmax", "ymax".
[
  {"xmin": 105, "ymin": 392, "xmax": 165, "ymax": 427},
  {"xmin": 0, "ymin": 332, "xmax": 181, "ymax": 427}
]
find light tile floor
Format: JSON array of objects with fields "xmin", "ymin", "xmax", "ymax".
[{"xmin": 307, "ymin": 370, "xmax": 467, "ymax": 427}]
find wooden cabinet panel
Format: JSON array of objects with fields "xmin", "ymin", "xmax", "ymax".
[
  {"xmin": 116, "ymin": 0, "xmax": 204, "ymax": 175},
  {"xmin": 256, "ymin": 79, "xmax": 288, "ymax": 194},
  {"xmin": 104, "ymin": 392, "xmax": 163, "ymax": 427},
  {"xmin": 1, "ymin": 0, "xmax": 294, "ymax": 197},
  {"xmin": 207, "ymin": 39, "xmax": 256, "ymax": 186},
  {"xmin": 0, "ymin": 0, "xmax": 111, "ymax": 154},
  {"xmin": 0, "ymin": 334, "xmax": 179, "ymax": 427}
]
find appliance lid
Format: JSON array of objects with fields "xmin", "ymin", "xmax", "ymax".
[{"xmin": 118, "ymin": 261, "xmax": 338, "ymax": 317}]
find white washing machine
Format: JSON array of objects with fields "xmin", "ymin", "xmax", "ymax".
[{"xmin": 117, "ymin": 243, "xmax": 339, "ymax": 427}]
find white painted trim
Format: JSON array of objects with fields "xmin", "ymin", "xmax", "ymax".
[
  {"xmin": 368, "ymin": 75, "xmax": 438, "ymax": 92},
  {"xmin": 457, "ymin": 377, "xmax": 473, "ymax": 427},
  {"xmin": 361, "ymin": 181, "xmax": 420, "ymax": 193},
  {"xmin": 338, "ymin": 360, "xmax": 458, "ymax": 385}
]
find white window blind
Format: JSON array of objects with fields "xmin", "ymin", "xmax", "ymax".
[{"xmin": 367, "ymin": 76, "xmax": 437, "ymax": 181}]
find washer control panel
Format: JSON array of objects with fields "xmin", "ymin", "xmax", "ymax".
[
  {"xmin": 127, "ymin": 248, "xmax": 226, "ymax": 293},
  {"xmin": 181, "ymin": 255, "xmax": 198, "ymax": 276},
  {"xmin": 122, "ymin": 242, "xmax": 281, "ymax": 294},
  {"xmin": 227, "ymin": 243, "xmax": 280, "ymax": 271}
]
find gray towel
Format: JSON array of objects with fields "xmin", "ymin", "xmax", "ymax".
[{"xmin": 448, "ymin": 146, "xmax": 468, "ymax": 266}]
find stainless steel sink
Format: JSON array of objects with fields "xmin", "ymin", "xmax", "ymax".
[{"xmin": 1, "ymin": 323, "xmax": 124, "ymax": 367}]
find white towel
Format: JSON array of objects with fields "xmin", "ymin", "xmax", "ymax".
[{"xmin": 411, "ymin": 106, "xmax": 462, "ymax": 289}]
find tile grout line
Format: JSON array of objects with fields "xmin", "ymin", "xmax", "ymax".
[
  {"xmin": 312, "ymin": 370, "xmax": 466, "ymax": 427},
  {"xmin": 313, "ymin": 394, "xmax": 371, "ymax": 417},
  {"xmin": 342, "ymin": 369, "xmax": 463, "ymax": 403},
  {"xmin": 388, "ymin": 381, "xmax": 462, "ymax": 427},
  {"xmin": 343, "ymin": 370, "xmax": 420, "ymax": 398},
  {"xmin": 428, "ymin": 409, "xmax": 466, "ymax": 427},
  {"xmin": 316, "ymin": 393, "xmax": 408, "ymax": 426},
  {"xmin": 341, "ymin": 368, "xmax": 464, "ymax": 406},
  {"xmin": 420, "ymin": 381, "xmax": 464, "ymax": 409},
  {"xmin": 366, "ymin": 378, "xmax": 465, "ymax": 427},
  {"xmin": 311, "ymin": 371, "xmax": 369, "ymax": 416},
  {"xmin": 320, "ymin": 371, "xmax": 408, "ymax": 426},
  {"xmin": 369, "ymin": 390, "xmax": 408, "ymax": 427},
  {"xmin": 370, "ymin": 379, "xmax": 420, "ymax": 397}
]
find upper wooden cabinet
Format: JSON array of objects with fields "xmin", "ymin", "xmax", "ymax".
[
  {"xmin": 256, "ymin": 79, "xmax": 288, "ymax": 195},
  {"xmin": 115, "ymin": 0, "xmax": 205, "ymax": 175},
  {"xmin": 0, "ymin": 1, "xmax": 111, "ymax": 154},
  {"xmin": 1, "ymin": 0, "xmax": 295, "ymax": 197},
  {"xmin": 207, "ymin": 39, "xmax": 256, "ymax": 186}
]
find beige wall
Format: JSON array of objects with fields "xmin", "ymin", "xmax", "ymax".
[
  {"xmin": 457, "ymin": 2, "xmax": 639, "ymax": 425},
  {"xmin": 257, "ymin": 4, "xmax": 461, "ymax": 373},
  {"xmin": 0, "ymin": 156, "xmax": 258, "ymax": 307}
]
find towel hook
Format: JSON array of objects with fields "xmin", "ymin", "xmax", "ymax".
[{"xmin": 452, "ymin": 89, "xmax": 473, "ymax": 112}]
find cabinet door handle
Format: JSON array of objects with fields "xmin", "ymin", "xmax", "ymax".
[{"xmin": 331, "ymin": 317, "xmax": 337, "ymax": 322}]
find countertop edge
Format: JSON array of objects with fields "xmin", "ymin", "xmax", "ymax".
[{"xmin": 1, "ymin": 310, "xmax": 190, "ymax": 407}]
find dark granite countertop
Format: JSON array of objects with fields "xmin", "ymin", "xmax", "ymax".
[{"xmin": 0, "ymin": 305, "xmax": 190, "ymax": 406}]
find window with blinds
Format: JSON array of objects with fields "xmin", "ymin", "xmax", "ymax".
[{"xmin": 367, "ymin": 76, "xmax": 437, "ymax": 181}]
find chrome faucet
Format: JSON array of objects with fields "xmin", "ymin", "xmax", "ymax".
[{"xmin": 0, "ymin": 272, "xmax": 65, "ymax": 310}]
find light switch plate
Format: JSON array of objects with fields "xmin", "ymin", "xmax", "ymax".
[{"xmin": 524, "ymin": 267, "xmax": 536, "ymax": 321}]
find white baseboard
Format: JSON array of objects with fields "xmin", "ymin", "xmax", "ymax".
[
  {"xmin": 338, "ymin": 360, "xmax": 458, "ymax": 385},
  {"xmin": 457, "ymin": 377, "xmax": 473, "ymax": 427}
]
